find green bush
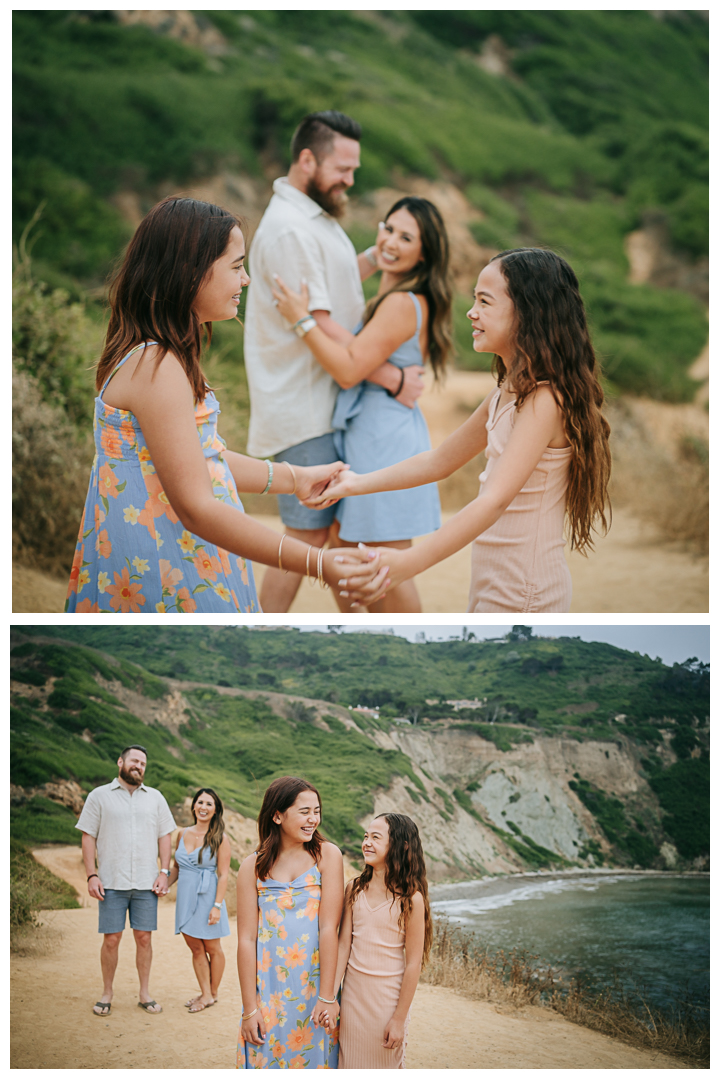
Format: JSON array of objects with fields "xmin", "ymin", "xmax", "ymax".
[
  {"xmin": 10, "ymin": 797, "xmax": 82, "ymax": 847},
  {"xmin": 11, "ymin": 842, "xmax": 80, "ymax": 929}
]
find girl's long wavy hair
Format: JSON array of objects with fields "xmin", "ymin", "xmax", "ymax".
[
  {"xmin": 490, "ymin": 248, "xmax": 611, "ymax": 553},
  {"xmin": 96, "ymin": 196, "xmax": 243, "ymax": 403},
  {"xmin": 255, "ymin": 777, "xmax": 327, "ymax": 882},
  {"xmin": 190, "ymin": 787, "xmax": 225, "ymax": 864},
  {"xmin": 364, "ymin": 196, "xmax": 453, "ymax": 378},
  {"xmin": 349, "ymin": 813, "xmax": 433, "ymax": 966}
]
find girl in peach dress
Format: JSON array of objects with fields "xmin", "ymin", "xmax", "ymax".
[
  {"xmin": 320, "ymin": 814, "xmax": 432, "ymax": 1069},
  {"xmin": 306, "ymin": 248, "xmax": 612, "ymax": 613}
]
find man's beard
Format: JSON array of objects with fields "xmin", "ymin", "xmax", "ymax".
[
  {"xmin": 306, "ymin": 177, "xmax": 348, "ymax": 219},
  {"xmin": 120, "ymin": 765, "xmax": 143, "ymax": 787}
]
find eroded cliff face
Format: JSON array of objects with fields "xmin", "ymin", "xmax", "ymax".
[{"xmin": 362, "ymin": 726, "xmax": 668, "ymax": 882}]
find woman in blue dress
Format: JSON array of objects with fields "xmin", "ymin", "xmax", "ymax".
[
  {"xmin": 168, "ymin": 788, "xmax": 231, "ymax": 1013},
  {"xmin": 273, "ymin": 196, "xmax": 454, "ymax": 613},
  {"xmin": 65, "ymin": 196, "xmax": 392, "ymax": 614},
  {"xmin": 236, "ymin": 776, "xmax": 344, "ymax": 1069}
]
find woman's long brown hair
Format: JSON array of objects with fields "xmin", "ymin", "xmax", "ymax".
[
  {"xmin": 96, "ymin": 196, "xmax": 242, "ymax": 402},
  {"xmin": 190, "ymin": 787, "xmax": 225, "ymax": 864},
  {"xmin": 255, "ymin": 777, "xmax": 327, "ymax": 882},
  {"xmin": 349, "ymin": 813, "xmax": 433, "ymax": 966},
  {"xmin": 490, "ymin": 248, "xmax": 611, "ymax": 553},
  {"xmin": 364, "ymin": 196, "xmax": 453, "ymax": 378}
]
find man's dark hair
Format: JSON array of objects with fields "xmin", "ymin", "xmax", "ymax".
[
  {"xmin": 120, "ymin": 744, "xmax": 148, "ymax": 760},
  {"xmin": 290, "ymin": 110, "xmax": 362, "ymax": 164}
]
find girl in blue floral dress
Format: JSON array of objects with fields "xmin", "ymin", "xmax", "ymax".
[
  {"xmin": 65, "ymin": 196, "xmax": 388, "ymax": 613},
  {"xmin": 236, "ymin": 776, "xmax": 344, "ymax": 1069}
]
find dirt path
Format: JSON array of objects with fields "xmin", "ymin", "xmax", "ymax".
[
  {"xmin": 12, "ymin": 369, "xmax": 707, "ymax": 614},
  {"xmin": 12, "ymin": 891, "xmax": 682, "ymax": 1070}
]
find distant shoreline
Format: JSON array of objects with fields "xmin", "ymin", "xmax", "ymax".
[{"xmin": 430, "ymin": 867, "xmax": 709, "ymax": 903}]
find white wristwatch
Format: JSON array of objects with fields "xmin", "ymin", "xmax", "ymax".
[{"xmin": 295, "ymin": 316, "xmax": 317, "ymax": 338}]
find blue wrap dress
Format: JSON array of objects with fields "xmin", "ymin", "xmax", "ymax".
[
  {"xmin": 332, "ymin": 292, "xmax": 441, "ymax": 542},
  {"xmin": 66, "ymin": 343, "xmax": 259, "ymax": 613},
  {"xmin": 174, "ymin": 832, "xmax": 230, "ymax": 940}
]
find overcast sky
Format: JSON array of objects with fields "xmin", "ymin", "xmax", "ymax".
[{"xmin": 294, "ymin": 624, "xmax": 709, "ymax": 666}]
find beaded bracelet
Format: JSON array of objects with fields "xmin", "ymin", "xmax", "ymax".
[{"xmin": 261, "ymin": 459, "xmax": 274, "ymax": 495}]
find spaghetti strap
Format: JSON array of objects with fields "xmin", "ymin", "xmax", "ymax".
[
  {"xmin": 408, "ymin": 291, "xmax": 422, "ymax": 339},
  {"xmin": 99, "ymin": 341, "xmax": 158, "ymax": 398}
]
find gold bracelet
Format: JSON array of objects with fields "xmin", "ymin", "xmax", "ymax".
[
  {"xmin": 285, "ymin": 461, "xmax": 298, "ymax": 495},
  {"xmin": 242, "ymin": 1006, "xmax": 258, "ymax": 1021},
  {"xmin": 317, "ymin": 547, "xmax": 328, "ymax": 590},
  {"xmin": 306, "ymin": 545, "xmax": 316, "ymax": 587},
  {"xmin": 277, "ymin": 533, "xmax": 288, "ymax": 573}
]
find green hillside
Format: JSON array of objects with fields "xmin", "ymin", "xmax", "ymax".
[{"xmin": 10, "ymin": 628, "xmax": 709, "ymax": 869}]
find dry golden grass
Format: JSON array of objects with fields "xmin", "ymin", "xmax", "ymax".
[{"xmin": 423, "ymin": 920, "xmax": 709, "ymax": 1065}]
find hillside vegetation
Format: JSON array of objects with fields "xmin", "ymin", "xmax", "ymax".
[
  {"xmin": 10, "ymin": 628, "xmax": 709, "ymax": 877},
  {"xmin": 12, "ymin": 10, "xmax": 708, "ymax": 577}
]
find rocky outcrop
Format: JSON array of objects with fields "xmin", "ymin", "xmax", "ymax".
[
  {"xmin": 361, "ymin": 725, "xmax": 673, "ymax": 881},
  {"xmin": 12, "ymin": 779, "xmax": 86, "ymax": 815}
]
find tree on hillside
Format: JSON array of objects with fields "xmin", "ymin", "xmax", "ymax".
[{"xmin": 507, "ymin": 626, "xmax": 534, "ymax": 642}]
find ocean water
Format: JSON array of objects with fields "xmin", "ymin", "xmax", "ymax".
[{"xmin": 431, "ymin": 874, "xmax": 709, "ymax": 1013}]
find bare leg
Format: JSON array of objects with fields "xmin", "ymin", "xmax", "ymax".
[
  {"xmin": 134, "ymin": 929, "xmax": 160, "ymax": 1012},
  {"xmin": 96, "ymin": 931, "xmax": 122, "ymax": 1010},
  {"xmin": 260, "ymin": 526, "xmax": 329, "ymax": 612},
  {"xmin": 203, "ymin": 938, "xmax": 226, "ymax": 998},
  {"xmin": 182, "ymin": 933, "xmax": 214, "ymax": 1009},
  {"xmin": 329, "ymin": 539, "xmax": 421, "ymax": 614}
]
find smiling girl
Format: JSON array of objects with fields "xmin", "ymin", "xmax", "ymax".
[
  {"xmin": 236, "ymin": 777, "xmax": 344, "ymax": 1069},
  {"xmin": 273, "ymin": 196, "xmax": 453, "ymax": 613},
  {"xmin": 65, "ymin": 196, "xmax": 387, "ymax": 613},
  {"xmin": 320, "ymin": 814, "xmax": 431, "ymax": 1069},
  {"xmin": 305, "ymin": 248, "xmax": 611, "ymax": 613}
]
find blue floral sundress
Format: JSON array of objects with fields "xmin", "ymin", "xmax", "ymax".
[
  {"xmin": 237, "ymin": 866, "xmax": 339, "ymax": 1069},
  {"xmin": 65, "ymin": 343, "xmax": 259, "ymax": 613}
]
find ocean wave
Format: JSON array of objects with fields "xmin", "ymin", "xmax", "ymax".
[{"xmin": 431, "ymin": 874, "xmax": 643, "ymax": 919}]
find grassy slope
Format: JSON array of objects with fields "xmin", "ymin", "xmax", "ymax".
[
  {"xmin": 13, "ymin": 10, "xmax": 707, "ymax": 399},
  {"xmin": 10, "ymin": 630, "xmax": 708, "ymax": 865}
]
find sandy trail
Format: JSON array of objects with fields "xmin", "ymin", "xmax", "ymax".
[
  {"xmin": 11, "ymin": 847, "xmax": 683, "ymax": 1070},
  {"xmin": 12, "ymin": 370, "xmax": 707, "ymax": 614}
]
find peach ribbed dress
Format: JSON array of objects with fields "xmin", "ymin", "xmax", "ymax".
[
  {"xmin": 338, "ymin": 892, "xmax": 409, "ymax": 1069},
  {"xmin": 467, "ymin": 388, "xmax": 573, "ymax": 613}
]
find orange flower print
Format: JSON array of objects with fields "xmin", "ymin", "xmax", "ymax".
[
  {"xmin": 159, "ymin": 559, "xmax": 183, "ymax": 596},
  {"xmin": 106, "ymin": 567, "xmax": 146, "ymax": 613},
  {"xmin": 271, "ymin": 1042, "xmax": 286, "ymax": 1061},
  {"xmin": 138, "ymin": 472, "xmax": 179, "ymax": 536},
  {"xmin": 248, "ymin": 1050, "xmax": 268, "ymax": 1069},
  {"xmin": 193, "ymin": 550, "xmax": 222, "ymax": 582},
  {"xmin": 217, "ymin": 546, "xmax": 232, "ymax": 575},
  {"xmin": 231, "ymin": 589, "xmax": 239, "ymax": 608},
  {"xmin": 94, "ymin": 502, "xmax": 106, "ymax": 534},
  {"xmin": 287, "ymin": 1025, "xmax": 314, "ymax": 1052},
  {"xmin": 177, "ymin": 587, "xmax": 196, "ymax": 613},
  {"xmin": 100, "ymin": 423, "xmax": 123, "ymax": 459},
  {"xmin": 289, "ymin": 1055, "xmax": 307, "ymax": 1069},
  {"xmin": 96, "ymin": 530, "xmax": 112, "ymax": 559},
  {"xmin": 237, "ymin": 557, "xmax": 250, "ymax": 586},
  {"xmin": 75, "ymin": 598, "xmax": 101, "ymax": 612},
  {"xmin": 300, "ymin": 896, "xmax": 320, "ymax": 921},
  {"xmin": 98, "ymin": 464, "xmax": 120, "ymax": 499},
  {"xmin": 284, "ymin": 943, "xmax": 307, "ymax": 969},
  {"xmin": 258, "ymin": 948, "xmax": 273, "ymax": 973},
  {"xmin": 120, "ymin": 417, "xmax": 135, "ymax": 444},
  {"xmin": 277, "ymin": 925, "xmax": 288, "ymax": 941},
  {"xmin": 275, "ymin": 966, "xmax": 288, "ymax": 984},
  {"xmin": 277, "ymin": 889, "xmax": 295, "ymax": 911},
  {"xmin": 265, "ymin": 909, "xmax": 282, "ymax": 928},
  {"xmin": 67, "ymin": 543, "xmax": 85, "ymax": 596}
]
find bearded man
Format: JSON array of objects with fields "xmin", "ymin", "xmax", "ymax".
[
  {"xmin": 244, "ymin": 110, "xmax": 424, "ymax": 612},
  {"xmin": 76, "ymin": 745, "xmax": 176, "ymax": 1016}
]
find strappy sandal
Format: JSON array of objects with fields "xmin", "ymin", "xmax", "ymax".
[{"xmin": 188, "ymin": 1000, "xmax": 215, "ymax": 1013}]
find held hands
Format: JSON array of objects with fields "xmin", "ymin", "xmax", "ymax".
[
  {"xmin": 272, "ymin": 274, "xmax": 310, "ymax": 326},
  {"xmin": 323, "ymin": 546, "xmax": 390, "ymax": 607},
  {"xmin": 301, "ymin": 469, "xmax": 361, "ymax": 509},
  {"xmin": 295, "ymin": 461, "xmax": 349, "ymax": 504},
  {"xmin": 313, "ymin": 998, "xmax": 340, "ymax": 1031},
  {"xmin": 396, "ymin": 365, "xmax": 425, "ymax": 410}
]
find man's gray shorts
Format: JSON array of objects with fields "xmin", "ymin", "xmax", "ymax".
[
  {"xmin": 98, "ymin": 889, "xmax": 158, "ymax": 934},
  {"xmin": 274, "ymin": 433, "xmax": 340, "ymax": 530}
]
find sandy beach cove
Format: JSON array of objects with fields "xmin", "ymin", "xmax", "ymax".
[{"xmin": 11, "ymin": 847, "xmax": 687, "ymax": 1070}]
